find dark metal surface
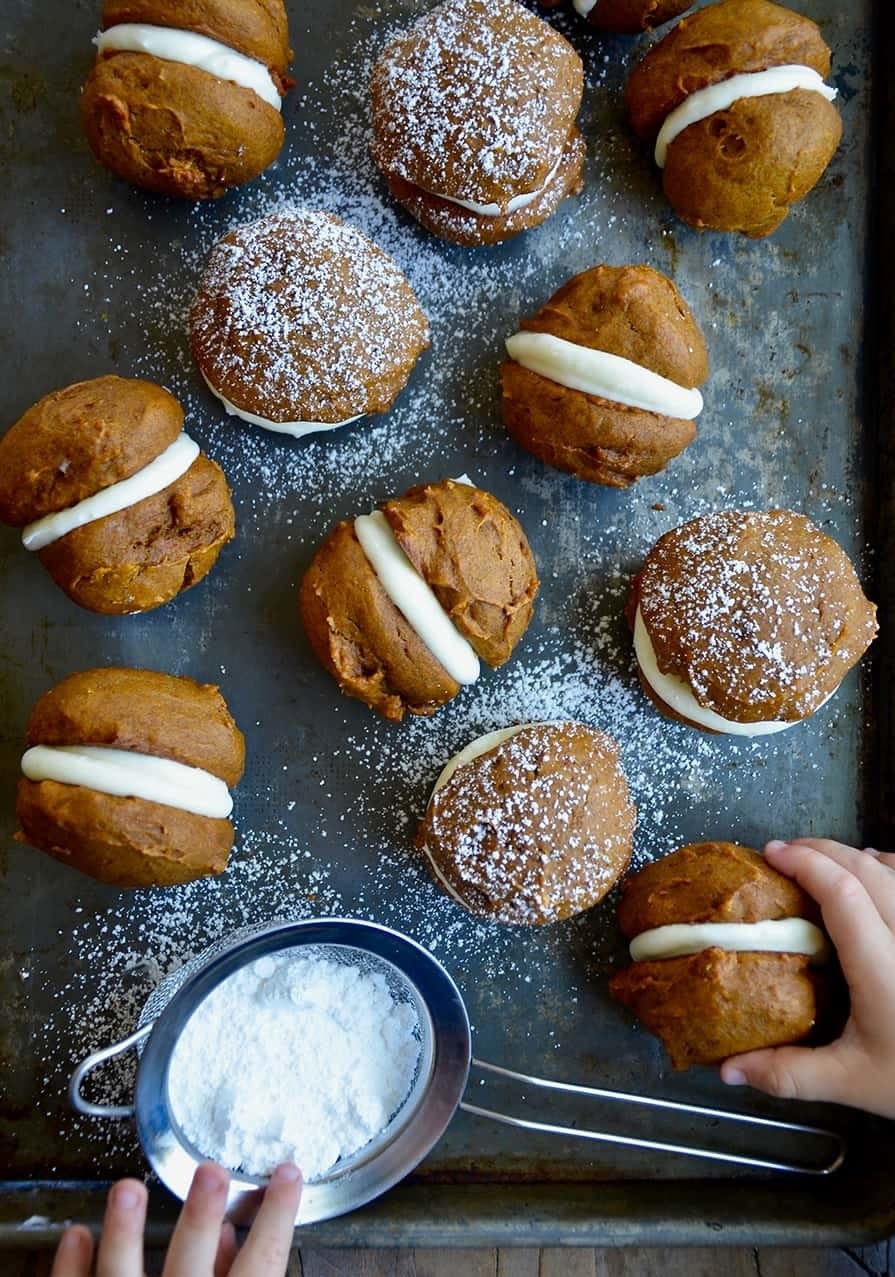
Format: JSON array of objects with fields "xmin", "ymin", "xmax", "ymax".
[{"xmin": 1, "ymin": 0, "xmax": 892, "ymax": 1248}]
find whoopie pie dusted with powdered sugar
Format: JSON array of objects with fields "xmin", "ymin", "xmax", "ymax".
[
  {"xmin": 82, "ymin": 0, "xmax": 293, "ymax": 199},
  {"xmin": 0, "ymin": 376, "xmax": 235, "ymax": 615},
  {"xmin": 630, "ymin": 510, "xmax": 877, "ymax": 735},
  {"xmin": 16, "ymin": 667, "xmax": 245, "ymax": 888},
  {"xmin": 370, "ymin": 0, "xmax": 586, "ymax": 247},
  {"xmin": 501, "ymin": 264, "xmax": 708, "ymax": 487},
  {"xmin": 625, "ymin": 0, "xmax": 841, "ymax": 236},
  {"xmin": 416, "ymin": 722, "xmax": 636, "ymax": 925},
  {"xmin": 299, "ymin": 479, "xmax": 539, "ymax": 721},
  {"xmin": 610, "ymin": 841, "xmax": 830, "ymax": 1069},
  {"xmin": 190, "ymin": 209, "xmax": 430, "ymax": 437}
]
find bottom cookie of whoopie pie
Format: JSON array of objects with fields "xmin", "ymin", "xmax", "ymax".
[
  {"xmin": 15, "ymin": 667, "xmax": 245, "ymax": 887},
  {"xmin": 609, "ymin": 840, "xmax": 831, "ymax": 1069},
  {"xmin": 415, "ymin": 721, "xmax": 636, "ymax": 924}
]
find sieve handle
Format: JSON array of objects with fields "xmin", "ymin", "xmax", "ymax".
[
  {"xmin": 461, "ymin": 1057, "xmax": 846, "ymax": 1176},
  {"xmin": 69, "ymin": 1023, "xmax": 153, "ymax": 1119}
]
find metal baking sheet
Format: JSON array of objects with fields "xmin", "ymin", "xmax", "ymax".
[{"xmin": 1, "ymin": 0, "xmax": 893, "ymax": 1249}]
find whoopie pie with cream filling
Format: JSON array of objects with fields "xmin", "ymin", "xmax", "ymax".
[
  {"xmin": 299, "ymin": 478, "xmax": 539, "ymax": 721},
  {"xmin": 0, "ymin": 375, "xmax": 235, "ymax": 615}
]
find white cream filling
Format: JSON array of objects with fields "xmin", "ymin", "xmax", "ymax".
[
  {"xmin": 629, "ymin": 917, "xmax": 830, "ymax": 964},
  {"xmin": 655, "ymin": 65, "xmax": 838, "ymax": 168},
  {"xmin": 21, "ymin": 434, "xmax": 200, "ymax": 553},
  {"xmin": 426, "ymin": 154, "xmax": 563, "ymax": 218},
  {"xmin": 572, "ymin": 0, "xmax": 597, "ymax": 16},
  {"xmin": 505, "ymin": 332, "xmax": 703, "ymax": 420},
  {"xmin": 21, "ymin": 744, "xmax": 233, "ymax": 819},
  {"xmin": 354, "ymin": 510, "xmax": 480, "ymax": 686},
  {"xmin": 633, "ymin": 607, "xmax": 837, "ymax": 736},
  {"xmin": 202, "ymin": 374, "xmax": 361, "ymax": 440},
  {"xmin": 95, "ymin": 23, "xmax": 281, "ymax": 111}
]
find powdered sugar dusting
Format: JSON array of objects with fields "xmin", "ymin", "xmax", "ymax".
[
  {"xmin": 371, "ymin": 0, "xmax": 582, "ymax": 203},
  {"xmin": 640, "ymin": 509, "xmax": 877, "ymax": 719},
  {"xmin": 420, "ymin": 722, "xmax": 635, "ymax": 925},
  {"xmin": 190, "ymin": 207, "xmax": 429, "ymax": 423}
]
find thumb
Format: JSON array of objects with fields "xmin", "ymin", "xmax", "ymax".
[{"xmin": 720, "ymin": 1043, "xmax": 850, "ymax": 1105}]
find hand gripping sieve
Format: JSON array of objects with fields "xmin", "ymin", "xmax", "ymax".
[{"xmin": 70, "ymin": 918, "xmax": 846, "ymax": 1225}]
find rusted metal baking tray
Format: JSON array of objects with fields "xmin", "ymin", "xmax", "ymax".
[{"xmin": 1, "ymin": 0, "xmax": 893, "ymax": 1249}]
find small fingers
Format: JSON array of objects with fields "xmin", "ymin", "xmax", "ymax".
[
  {"xmin": 50, "ymin": 1225, "xmax": 94, "ymax": 1277},
  {"xmin": 761, "ymin": 842, "xmax": 895, "ymax": 998},
  {"xmin": 230, "ymin": 1163, "xmax": 302, "ymax": 1277},
  {"xmin": 721, "ymin": 1042, "xmax": 853, "ymax": 1106},
  {"xmin": 96, "ymin": 1179, "xmax": 148, "ymax": 1277},
  {"xmin": 776, "ymin": 839, "xmax": 895, "ymax": 930},
  {"xmin": 162, "ymin": 1162, "xmax": 231, "ymax": 1277}
]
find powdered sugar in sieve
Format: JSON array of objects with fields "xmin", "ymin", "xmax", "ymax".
[{"xmin": 165, "ymin": 944, "xmax": 424, "ymax": 1181}]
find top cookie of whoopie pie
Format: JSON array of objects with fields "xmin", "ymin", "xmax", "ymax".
[
  {"xmin": 299, "ymin": 478, "xmax": 538, "ymax": 721},
  {"xmin": 501, "ymin": 264, "xmax": 708, "ymax": 487},
  {"xmin": 629, "ymin": 509, "xmax": 877, "ymax": 735},
  {"xmin": 564, "ymin": 0, "xmax": 695, "ymax": 35},
  {"xmin": 0, "ymin": 375, "xmax": 234, "ymax": 615},
  {"xmin": 625, "ymin": 0, "xmax": 841, "ymax": 236},
  {"xmin": 370, "ymin": 0, "xmax": 585, "ymax": 247},
  {"xmin": 81, "ymin": 0, "xmax": 293, "ymax": 199},
  {"xmin": 190, "ymin": 208, "xmax": 430, "ymax": 438}
]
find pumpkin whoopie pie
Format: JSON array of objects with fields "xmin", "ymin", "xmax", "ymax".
[
  {"xmin": 416, "ymin": 721, "xmax": 636, "ymax": 925},
  {"xmin": 610, "ymin": 841, "xmax": 830, "ymax": 1069},
  {"xmin": 16, "ymin": 667, "xmax": 245, "ymax": 888},
  {"xmin": 299, "ymin": 478, "xmax": 539, "ymax": 721},
  {"xmin": 81, "ymin": 0, "xmax": 293, "ymax": 198},
  {"xmin": 370, "ymin": 0, "xmax": 585, "ymax": 247},
  {"xmin": 625, "ymin": 0, "xmax": 841, "ymax": 236},
  {"xmin": 501, "ymin": 264, "xmax": 708, "ymax": 487},
  {"xmin": 629, "ymin": 510, "xmax": 877, "ymax": 735},
  {"xmin": 0, "ymin": 375, "xmax": 235, "ymax": 615},
  {"xmin": 190, "ymin": 209, "xmax": 430, "ymax": 438}
]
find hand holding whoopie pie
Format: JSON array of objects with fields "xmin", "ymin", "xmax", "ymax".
[{"xmin": 722, "ymin": 839, "xmax": 895, "ymax": 1120}]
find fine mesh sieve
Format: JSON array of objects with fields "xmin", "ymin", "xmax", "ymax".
[
  {"xmin": 150, "ymin": 934, "xmax": 436, "ymax": 1186},
  {"xmin": 70, "ymin": 918, "xmax": 848, "ymax": 1227},
  {"xmin": 70, "ymin": 919, "xmax": 470, "ymax": 1225}
]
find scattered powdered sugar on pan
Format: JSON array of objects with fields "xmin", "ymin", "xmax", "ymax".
[{"xmin": 29, "ymin": 0, "xmax": 870, "ymax": 1175}]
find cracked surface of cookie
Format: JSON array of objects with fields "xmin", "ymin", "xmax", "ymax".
[{"xmin": 299, "ymin": 479, "xmax": 538, "ymax": 721}]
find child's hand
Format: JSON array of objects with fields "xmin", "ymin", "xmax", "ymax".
[
  {"xmin": 721, "ymin": 837, "xmax": 895, "ymax": 1118},
  {"xmin": 50, "ymin": 1161, "xmax": 302, "ymax": 1277}
]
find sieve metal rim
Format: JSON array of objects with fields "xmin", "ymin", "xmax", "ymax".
[{"xmin": 91, "ymin": 918, "xmax": 471, "ymax": 1226}]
